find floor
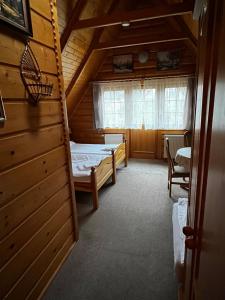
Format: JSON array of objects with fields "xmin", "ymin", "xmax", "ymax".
[{"xmin": 44, "ymin": 159, "xmax": 187, "ymax": 300}]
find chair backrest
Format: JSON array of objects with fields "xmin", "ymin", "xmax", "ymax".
[
  {"xmin": 166, "ymin": 138, "xmax": 175, "ymax": 172},
  {"xmin": 184, "ymin": 130, "xmax": 192, "ymax": 147}
]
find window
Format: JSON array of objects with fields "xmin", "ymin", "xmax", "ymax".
[
  {"xmin": 102, "ymin": 90, "xmax": 125, "ymax": 128},
  {"xmin": 163, "ymin": 86, "xmax": 187, "ymax": 129},
  {"xmin": 93, "ymin": 77, "xmax": 192, "ymax": 130}
]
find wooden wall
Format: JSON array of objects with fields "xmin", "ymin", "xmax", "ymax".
[
  {"xmin": 57, "ymin": 0, "xmax": 94, "ymax": 90},
  {"xmin": 96, "ymin": 45, "xmax": 196, "ymax": 81},
  {"xmin": 57, "ymin": 0, "xmax": 115, "ymax": 114},
  {"xmin": 57, "ymin": 0, "xmax": 77, "ymax": 35},
  {"xmin": 0, "ymin": 1, "xmax": 77, "ymax": 299},
  {"xmin": 95, "ymin": 18, "xmax": 196, "ymax": 81}
]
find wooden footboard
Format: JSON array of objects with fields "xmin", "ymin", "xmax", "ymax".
[
  {"xmin": 115, "ymin": 137, "xmax": 128, "ymax": 167},
  {"xmin": 74, "ymin": 150, "xmax": 116, "ymax": 210},
  {"xmin": 73, "ymin": 135, "xmax": 128, "ymax": 209}
]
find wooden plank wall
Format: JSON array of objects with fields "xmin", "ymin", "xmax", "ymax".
[
  {"xmin": 57, "ymin": 0, "xmax": 95, "ymax": 90},
  {"xmin": 0, "ymin": 0, "xmax": 78, "ymax": 299},
  {"xmin": 59, "ymin": 0, "xmax": 127, "ymax": 115},
  {"xmin": 57, "ymin": 0, "xmax": 77, "ymax": 35},
  {"xmin": 96, "ymin": 48, "xmax": 196, "ymax": 81},
  {"xmin": 69, "ymin": 86, "xmax": 103, "ymax": 144},
  {"xmin": 95, "ymin": 18, "xmax": 196, "ymax": 81}
]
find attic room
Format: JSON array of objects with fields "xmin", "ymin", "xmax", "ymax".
[{"xmin": 1, "ymin": 0, "xmax": 225, "ymax": 299}]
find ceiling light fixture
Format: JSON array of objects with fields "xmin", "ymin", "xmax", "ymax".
[{"xmin": 121, "ymin": 21, "xmax": 130, "ymax": 27}]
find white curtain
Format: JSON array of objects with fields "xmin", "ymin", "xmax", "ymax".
[
  {"xmin": 93, "ymin": 77, "xmax": 192, "ymax": 130},
  {"xmin": 93, "ymin": 83, "xmax": 103, "ymax": 129},
  {"xmin": 183, "ymin": 77, "xmax": 195, "ymax": 130}
]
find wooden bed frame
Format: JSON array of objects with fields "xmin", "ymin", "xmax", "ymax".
[
  {"xmin": 115, "ymin": 137, "xmax": 128, "ymax": 168},
  {"xmin": 73, "ymin": 139, "xmax": 128, "ymax": 210},
  {"xmin": 74, "ymin": 150, "xmax": 116, "ymax": 210}
]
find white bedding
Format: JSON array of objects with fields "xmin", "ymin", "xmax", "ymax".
[
  {"xmin": 70, "ymin": 142, "xmax": 121, "ymax": 182},
  {"xmin": 70, "ymin": 141, "xmax": 119, "ymax": 155},
  {"xmin": 71, "ymin": 152, "xmax": 110, "ymax": 183},
  {"xmin": 172, "ymin": 198, "xmax": 188, "ymax": 284}
]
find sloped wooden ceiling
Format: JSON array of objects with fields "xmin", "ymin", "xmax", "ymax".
[
  {"xmin": 96, "ymin": 18, "xmax": 196, "ymax": 81},
  {"xmin": 57, "ymin": 0, "xmax": 108, "ymax": 90},
  {"xmin": 57, "ymin": 0, "xmax": 198, "ymax": 116},
  {"xmin": 57, "ymin": 0, "xmax": 121, "ymax": 114}
]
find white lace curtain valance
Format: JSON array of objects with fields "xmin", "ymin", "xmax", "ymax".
[{"xmin": 93, "ymin": 77, "xmax": 194, "ymax": 130}]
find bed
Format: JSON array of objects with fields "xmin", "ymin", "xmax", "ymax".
[
  {"xmin": 70, "ymin": 140, "xmax": 128, "ymax": 168},
  {"xmin": 70, "ymin": 138, "xmax": 128, "ymax": 210}
]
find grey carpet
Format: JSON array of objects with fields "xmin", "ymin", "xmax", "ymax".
[{"xmin": 43, "ymin": 159, "xmax": 187, "ymax": 300}]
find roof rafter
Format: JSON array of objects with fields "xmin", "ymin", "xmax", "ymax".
[
  {"xmin": 94, "ymin": 32, "xmax": 189, "ymax": 50},
  {"xmin": 95, "ymin": 64, "xmax": 196, "ymax": 81},
  {"xmin": 60, "ymin": 0, "xmax": 88, "ymax": 51},
  {"xmin": 165, "ymin": 15, "xmax": 197, "ymax": 55},
  {"xmin": 66, "ymin": 0, "xmax": 118, "ymax": 97},
  {"xmin": 174, "ymin": 15, "xmax": 197, "ymax": 47},
  {"xmin": 72, "ymin": 2, "xmax": 194, "ymax": 31}
]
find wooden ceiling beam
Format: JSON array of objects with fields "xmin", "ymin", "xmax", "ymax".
[
  {"xmin": 166, "ymin": 15, "xmax": 197, "ymax": 55},
  {"xmin": 94, "ymin": 32, "xmax": 189, "ymax": 50},
  {"xmin": 60, "ymin": 0, "xmax": 88, "ymax": 52},
  {"xmin": 66, "ymin": 0, "xmax": 118, "ymax": 97},
  {"xmin": 73, "ymin": 2, "xmax": 194, "ymax": 30},
  {"xmin": 174, "ymin": 15, "xmax": 197, "ymax": 47},
  {"xmin": 95, "ymin": 64, "xmax": 196, "ymax": 81}
]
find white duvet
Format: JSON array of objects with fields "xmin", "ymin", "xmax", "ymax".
[
  {"xmin": 172, "ymin": 198, "xmax": 188, "ymax": 284},
  {"xmin": 70, "ymin": 144, "xmax": 115, "ymax": 182},
  {"xmin": 70, "ymin": 141, "xmax": 119, "ymax": 155}
]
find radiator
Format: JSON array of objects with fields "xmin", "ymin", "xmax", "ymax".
[
  {"xmin": 164, "ymin": 134, "xmax": 184, "ymax": 158},
  {"xmin": 104, "ymin": 134, "xmax": 123, "ymax": 144}
]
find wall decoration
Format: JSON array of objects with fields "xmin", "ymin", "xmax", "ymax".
[
  {"xmin": 113, "ymin": 54, "xmax": 133, "ymax": 73},
  {"xmin": 20, "ymin": 41, "xmax": 53, "ymax": 105},
  {"xmin": 0, "ymin": 0, "xmax": 32, "ymax": 36},
  {"xmin": 157, "ymin": 50, "xmax": 180, "ymax": 70},
  {"xmin": 138, "ymin": 51, "xmax": 149, "ymax": 64},
  {"xmin": 0, "ymin": 93, "xmax": 6, "ymax": 125}
]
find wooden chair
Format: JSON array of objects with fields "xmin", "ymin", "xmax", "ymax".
[
  {"xmin": 184, "ymin": 130, "xmax": 192, "ymax": 147},
  {"xmin": 166, "ymin": 138, "xmax": 190, "ymax": 197}
]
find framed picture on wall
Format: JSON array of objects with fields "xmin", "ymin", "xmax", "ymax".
[
  {"xmin": 113, "ymin": 54, "xmax": 133, "ymax": 73},
  {"xmin": 0, "ymin": 0, "xmax": 33, "ymax": 36},
  {"xmin": 157, "ymin": 50, "xmax": 180, "ymax": 70}
]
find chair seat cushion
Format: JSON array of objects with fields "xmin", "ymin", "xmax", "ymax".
[{"xmin": 174, "ymin": 165, "xmax": 189, "ymax": 177}]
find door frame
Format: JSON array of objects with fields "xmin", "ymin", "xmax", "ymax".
[{"xmin": 183, "ymin": 0, "xmax": 222, "ymax": 299}]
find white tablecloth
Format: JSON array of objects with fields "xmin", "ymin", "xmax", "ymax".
[{"xmin": 175, "ymin": 147, "xmax": 191, "ymax": 171}]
